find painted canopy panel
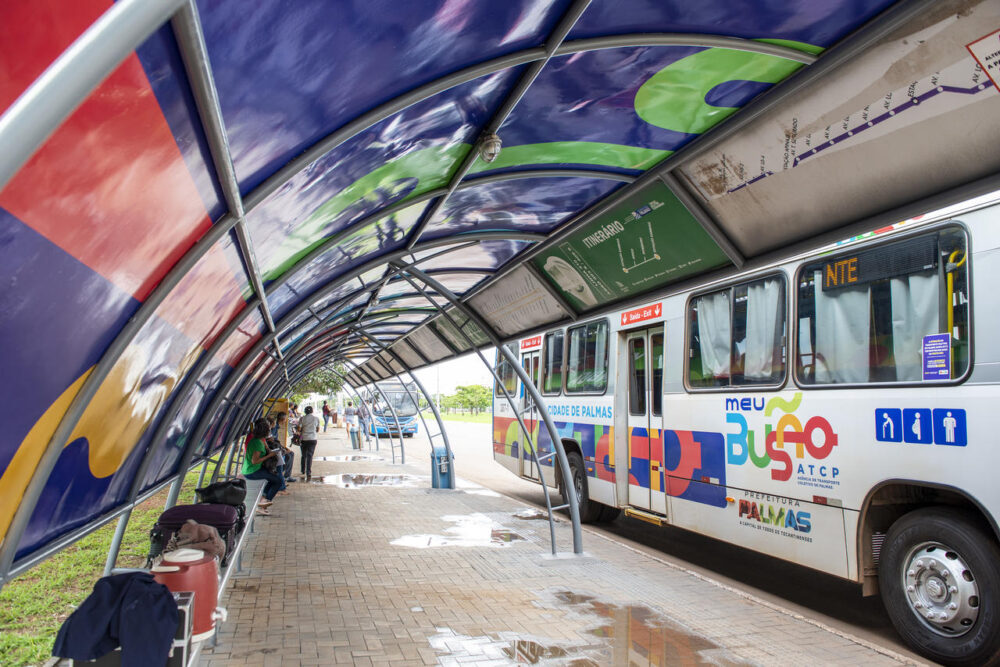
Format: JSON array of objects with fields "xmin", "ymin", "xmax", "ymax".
[
  {"xmin": 469, "ymin": 264, "xmax": 572, "ymax": 336},
  {"xmin": 266, "ymin": 202, "xmax": 427, "ymax": 320},
  {"xmin": 199, "ymin": 0, "xmax": 568, "ymax": 191},
  {"xmin": 566, "ymin": 0, "xmax": 896, "ymax": 43},
  {"xmin": 422, "ymin": 176, "xmax": 623, "ymax": 239},
  {"xmin": 6, "ymin": 0, "xmax": 987, "ymax": 577},
  {"xmin": 410, "ymin": 240, "xmax": 532, "ymax": 273},
  {"xmin": 246, "ymin": 72, "xmax": 517, "ymax": 283},
  {"xmin": 6, "ymin": 231, "xmax": 250, "ymax": 560}
]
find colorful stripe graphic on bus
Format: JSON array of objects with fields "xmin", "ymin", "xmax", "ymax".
[
  {"xmin": 629, "ymin": 428, "xmax": 727, "ymax": 508},
  {"xmin": 493, "ymin": 417, "xmax": 615, "ymax": 482}
]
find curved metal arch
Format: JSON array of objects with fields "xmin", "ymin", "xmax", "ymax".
[
  {"xmin": 160, "ymin": 229, "xmax": 529, "ymax": 515},
  {"xmin": 0, "ymin": 0, "xmax": 187, "ymax": 189},
  {"xmin": 556, "ymin": 33, "xmax": 818, "ymax": 63},
  {"xmin": 277, "ymin": 234, "xmax": 546, "ymax": 366},
  {"xmin": 341, "ymin": 357, "xmax": 405, "ymax": 463},
  {"xmin": 397, "ymin": 265, "xmax": 583, "ymax": 553},
  {"xmin": 0, "ymin": 212, "xmax": 241, "ymax": 578},
  {"xmin": 276, "ymin": 261, "xmax": 490, "ymax": 348},
  {"xmin": 124, "ymin": 297, "xmax": 264, "ymax": 501},
  {"xmin": 389, "ymin": 267, "xmax": 571, "ymax": 553},
  {"xmin": 266, "ymin": 231, "xmax": 544, "ymax": 338},
  {"xmin": 355, "ymin": 329, "xmax": 452, "ymax": 480}
]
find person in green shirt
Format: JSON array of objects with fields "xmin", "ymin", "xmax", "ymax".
[{"xmin": 243, "ymin": 418, "xmax": 286, "ymax": 512}]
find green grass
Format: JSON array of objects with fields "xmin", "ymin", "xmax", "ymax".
[
  {"xmin": 0, "ymin": 461, "xmax": 224, "ymax": 667},
  {"xmin": 438, "ymin": 411, "xmax": 492, "ymax": 424}
]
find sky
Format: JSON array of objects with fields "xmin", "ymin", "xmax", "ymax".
[{"xmin": 412, "ymin": 348, "xmax": 495, "ymax": 396}]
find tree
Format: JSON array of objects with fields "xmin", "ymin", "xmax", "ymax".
[
  {"xmin": 453, "ymin": 384, "xmax": 491, "ymax": 414},
  {"xmin": 289, "ymin": 364, "xmax": 346, "ymax": 398}
]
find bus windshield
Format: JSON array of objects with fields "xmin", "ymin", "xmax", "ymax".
[{"xmin": 374, "ymin": 389, "xmax": 418, "ymax": 417}]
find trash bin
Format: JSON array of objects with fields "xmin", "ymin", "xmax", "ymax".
[{"xmin": 431, "ymin": 446, "xmax": 453, "ymax": 489}]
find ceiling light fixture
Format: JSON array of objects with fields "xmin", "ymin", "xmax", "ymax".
[{"xmin": 478, "ymin": 133, "xmax": 502, "ymax": 163}]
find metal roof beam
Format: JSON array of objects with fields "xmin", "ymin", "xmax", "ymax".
[
  {"xmin": 403, "ymin": 0, "xmax": 593, "ymax": 250},
  {"xmin": 457, "ymin": 0, "xmax": 941, "ymax": 307},
  {"xmin": 171, "ymin": 3, "xmax": 289, "ymax": 383},
  {"xmin": 0, "ymin": 0, "xmax": 186, "ymax": 190}
]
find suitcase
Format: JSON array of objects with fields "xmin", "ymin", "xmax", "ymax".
[{"xmin": 147, "ymin": 504, "xmax": 239, "ymax": 567}]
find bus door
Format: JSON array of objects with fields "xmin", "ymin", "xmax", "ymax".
[
  {"xmin": 625, "ymin": 326, "xmax": 664, "ymax": 513},
  {"xmin": 519, "ymin": 350, "xmax": 541, "ymax": 480}
]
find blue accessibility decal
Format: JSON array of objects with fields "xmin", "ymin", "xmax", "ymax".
[{"xmin": 875, "ymin": 409, "xmax": 966, "ymax": 447}]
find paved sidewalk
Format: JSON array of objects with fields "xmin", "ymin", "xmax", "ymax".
[{"xmin": 202, "ymin": 429, "xmax": 917, "ymax": 666}]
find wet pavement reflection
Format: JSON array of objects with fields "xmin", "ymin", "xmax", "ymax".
[
  {"xmin": 429, "ymin": 590, "xmax": 743, "ymax": 665},
  {"xmin": 320, "ymin": 473, "xmax": 420, "ymax": 488},
  {"xmin": 392, "ymin": 514, "xmax": 524, "ymax": 549}
]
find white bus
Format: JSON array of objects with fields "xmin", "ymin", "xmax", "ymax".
[{"xmin": 493, "ymin": 197, "xmax": 1000, "ymax": 666}]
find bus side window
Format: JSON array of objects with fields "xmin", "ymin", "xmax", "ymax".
[
  {"xmin": 494, "ymin": 344, "xmax": 518, "ymax": 397},
  {"xmin": 566, "ymin": 320, "xmax": 609, "ymax": 393},
  {"xmin": 796, "ymin": 227, "xmax": 970, "ymax": 385},
  {"xmin": 688, "ymin": 276, "xmax": 785, "ymax": 389},
  {"xmin": 542, "ymin": 331, "xmax": 564, "ymax": 395}
]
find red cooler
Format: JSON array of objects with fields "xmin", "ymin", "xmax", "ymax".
[{"xmin": 152, "ymin": 548, "xmax": 220, "ymax": 642}]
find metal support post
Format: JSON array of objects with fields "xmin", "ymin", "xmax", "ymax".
[
  {"xmin": 102, "ymin": 508, "xmax": 133, "ymax": 577},
  {"xmin": 344, "ymin": 359, "xmax": 406, "ymax": 463},
  {"xmin": 353, "ymin": 328, "xmax": 455, "ymax": 488},
  {"xmin": 393, "ymin": 272, "xmax": 566, "ymax": 553},
  {"xmin": 398, "ymin": 265, "xmax": 582, "ymax": 553}
]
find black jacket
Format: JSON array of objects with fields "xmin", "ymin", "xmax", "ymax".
[{"xmin": 53, "ymin": 571, "xmax": 178, "ymax": 666}]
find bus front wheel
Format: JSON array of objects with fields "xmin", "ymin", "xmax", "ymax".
[
  {"xmin": 880, "ymin": 507, "xmax": 1000, "ymax": 666},
  {"xmin": 563, "ymin": 452, "xmax": 604, "ymax": 523}
]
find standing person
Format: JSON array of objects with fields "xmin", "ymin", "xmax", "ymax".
[
  {"xmin": 297, "ymin": 405, "xmax": 321, "ymax": 481},
  {"xmin": 322, "ymin": 401, "xmax": 331, "ymax": 432},
  {"xmin": 243, "ymin": 418, "xmax": 285, "ymax": 514},
  {"xmin": 344, "ymin": 401, "xmax": 359, "ymax": 450}
]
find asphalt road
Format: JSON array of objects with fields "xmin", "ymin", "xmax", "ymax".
[{"xmin": 398, "ymin": 418, "xmax": 928, "ymax": 664}]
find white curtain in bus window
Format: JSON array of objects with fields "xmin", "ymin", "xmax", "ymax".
[
  {"xmin": 696, "ymin": 291, "xmax": 731, "ymax": 380},
  {"xmin": 814, "ymin": 271, "xmax": 870, "ymax": 383},
  {"xmin": 744, "ymin": 278, "xmax": 783, "ymax": 380},
  {"xmin": 889, "ymin": 272, "xmax": 939, "ymax": 381}
]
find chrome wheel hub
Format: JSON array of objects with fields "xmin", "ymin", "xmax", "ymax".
[{"xmin": 902, "ymin": 542, "xmax": 979, "ymax": 636}]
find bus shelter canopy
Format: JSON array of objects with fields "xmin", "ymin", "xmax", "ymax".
[{"xmin": 1, "ymin": 0, "xmax": 999, "ymax": 579}]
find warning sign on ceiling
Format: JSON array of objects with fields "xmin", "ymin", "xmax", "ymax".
[{"xmin": 966, "ymin": 28, "xmax": 1000, "ymax": 90}]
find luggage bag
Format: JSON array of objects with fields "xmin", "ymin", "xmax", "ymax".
[{"xmin": 147, "ymin": 503, "xmax": 240, "ymax": 567}]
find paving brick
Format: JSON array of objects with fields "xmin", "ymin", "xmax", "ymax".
[{"xmin": 201, "ymin": 431, "xmax": 912, "ymax": 666}]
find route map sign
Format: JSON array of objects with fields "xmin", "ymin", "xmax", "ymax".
[{"xmin": 532, "ymin": 181, "xmax": 731, "ymax": 311}]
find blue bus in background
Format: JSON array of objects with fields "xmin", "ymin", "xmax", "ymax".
[{"xmin": 364, "ymin": 381, "xmax": 420, "ymax": 438}]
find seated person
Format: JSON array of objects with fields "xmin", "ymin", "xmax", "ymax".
[{"xmin": 242, "ymin": 418, "xmax": 287, "ymax": 514}]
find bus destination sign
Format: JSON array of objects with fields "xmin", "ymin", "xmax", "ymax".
[{"xmin": 822, "ymin": 235, "xmax": 937, "ymax": 291}]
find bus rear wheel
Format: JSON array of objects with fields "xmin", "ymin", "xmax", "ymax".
[
  {"xmin": 879, "ymin": 507, "xmax": 1000, "ymax": 666},
  {"xmin": 563, "ymin": 452, "xmax": 604, "ymax": 523}
]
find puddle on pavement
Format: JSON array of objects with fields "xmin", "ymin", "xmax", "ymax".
[
  {"xmin": 453, "ymin": 478, "xmax": 501, "ymax": 497},
  {"xmin": 316, "ymin": 454, "xmax": 385, "ymax": 462},
  {"xmin": 320, "ymin": 473, "xmax": 419, "ymax": 488},
  {"xmin": 512, "ymin": 508, "xmax": 560, "ymax": 522},
  {"xmin": 392, "ymin": 513, "xmax": 524, "ymax": 549},
  {"xmin": 429, "ymin": 590, "xmax": 744, "ymax": 665}
]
